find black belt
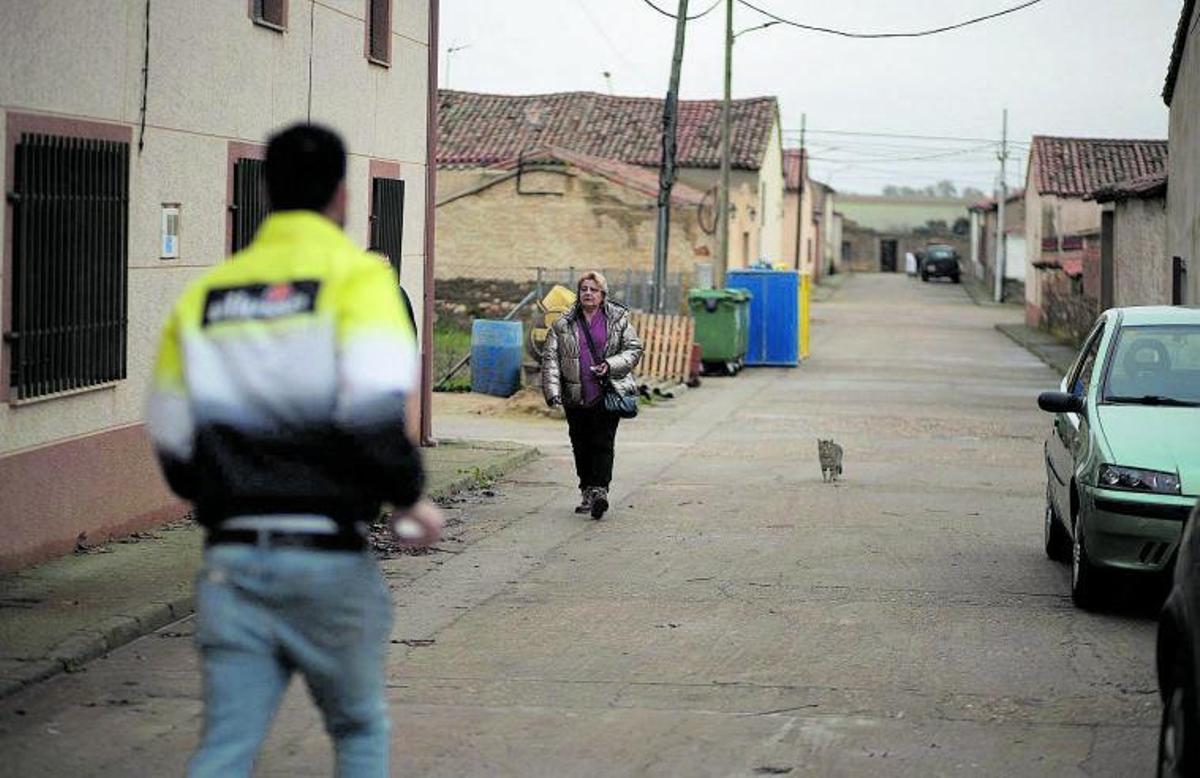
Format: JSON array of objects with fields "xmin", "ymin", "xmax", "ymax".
[{"xmin": 206, "ymin": 528, "xmax": 367, "ymax": 551}]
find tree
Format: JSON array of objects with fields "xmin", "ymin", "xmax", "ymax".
[
  {"xmin": 962, "ymin": 186, "xmax": 986, "ymax": 200},
  {"xmin": 935, "ymin": 180, "xmax": 958, "ymax": 198}
]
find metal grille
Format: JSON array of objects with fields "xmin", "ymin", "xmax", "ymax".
[
  {"xmin": 231, "ymin": 157, "xmax": 268, "ymax": 253},
  {"xmin": 7, "ymin": 133, "xmax": 129, "ymax": 400},
  {"xmin": 368, "ymin": 0, "xmax": 391, "ymax": 63},
  {"xmin": 370, "ymin": 177, "xmax": 405, "ymax": 274},
  {"xmin": 533, "ymin": 267, "xmax": 690, "ymax": 314}
]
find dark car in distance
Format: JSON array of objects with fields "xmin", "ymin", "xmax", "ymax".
[
  {"xmin": 1157, "ymin": 500, "xmax": 1200, "ymax": 777},
  {"xmin": 920, "ymin": 244, "xmax": 961, "ymax": 283}
]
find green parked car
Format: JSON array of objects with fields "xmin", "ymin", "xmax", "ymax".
[{"xmin": 1037, "ymin": 307, "xmax": 1200, "ymax": 610}]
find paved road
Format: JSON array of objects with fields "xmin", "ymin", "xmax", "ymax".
[{"xmin": 0, "ymin": 274, "xmax": 1160, "ymax": 776}]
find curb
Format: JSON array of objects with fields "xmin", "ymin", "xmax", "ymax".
[
  {"xmin": 0, "ymin": 442, "xmax": 539, "ymax": 700},
  {"xmin": 995, "ymin": 323, "xmax": 1075, "ymax": 376},
  {"xmin": 427, "ymin": 443, "xmax": 541, "ymax": 502}
]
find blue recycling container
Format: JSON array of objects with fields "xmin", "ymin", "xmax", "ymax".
[
  {"xmin": 470, "ymin": 320, "xmax": 524, "ymax": 397},
  {"xmin": 725, "ymin": 269, "xmax": 799, "ymax": 366}
]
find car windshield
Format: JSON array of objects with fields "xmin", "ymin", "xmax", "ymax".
[
  {"xmin": 927, "ymin": 248, "xmax": 954, "ymax": 259},
  {"xmin": 1101, "ymin": 324, "xmax": 1200, "ymax": 406}
]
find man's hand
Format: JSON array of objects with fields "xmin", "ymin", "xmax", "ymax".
[{"xmin": 390, "ymin": 499, "xmax": 445, "ymax": 548}]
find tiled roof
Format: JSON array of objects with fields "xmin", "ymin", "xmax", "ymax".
[
  {"xmin": 487, "ymin": 145, "xmax": 706, "ymax": 207},
  {"xmin": 1164, "ymin": 0, "xmax": 1197, "ymax": 104},
  {"xmin": 1030, "ymin": 136, "xmax": 1167, "ymax": 197},
  {"xmin": 1090, "ymin": 171, "xmax": 1168, "ymax": 203},
  {"xmin": 437, "ymin": 89, "xmax": 779, "ymax": 171}
]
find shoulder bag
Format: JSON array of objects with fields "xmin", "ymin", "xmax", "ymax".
[{"xmin": 579, "ymin": 315, "xmax": 638, "ymax": 419}]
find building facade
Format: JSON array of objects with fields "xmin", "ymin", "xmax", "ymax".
[
  {"xmin": 1092, "ymin": 174, "xmax": 1171, "ymax": 308},
  {"xmin": 0, "ymin": 0, "xmax": 436, "ymax": 571},
  {"xmin": 436, "ymin": 90, "xmax": 785, "ymax": 276},
  {"xmin": 1165, "ymin": 0, "xmax": 1200, "ymax": 305},
  {"xmin": 1023, "ymin": 135, "xmax": 1167, "ymax": 327},
  {"xmin": 435, "ymin": 146, "xmax": 713, "ymax": 284},
  {"xmin": 835, "ymin": 195, "xmax": 971, "ymax": 273}
]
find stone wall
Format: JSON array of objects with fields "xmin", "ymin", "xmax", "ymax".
[
  {"xmin": 435, "ymin": 165, "xmax": 713, "ymax": 281},
  {"xmin": 1114, "ymin": 196, "xmax": 1171, "ymax": 307}
]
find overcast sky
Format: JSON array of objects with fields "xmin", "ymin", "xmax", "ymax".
[{"xmin": 439, "ymin": 0, "xmax": 1181, "ymax": 195}]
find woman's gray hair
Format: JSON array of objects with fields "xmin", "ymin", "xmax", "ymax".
[{"xmin": 576, "ymin": 271, "xmax": 609, "ymax": 297}]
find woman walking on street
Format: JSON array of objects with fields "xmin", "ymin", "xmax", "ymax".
[{"xmin": 542, "ymin": 272, "xmax": 643, "ymax": 518}]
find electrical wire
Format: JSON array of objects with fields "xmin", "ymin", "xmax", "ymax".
[
  {"xmin": 736, "ymin": 0, "xmax": 1044, "ymax": 39},
  {"xmin": 639, "ymin": 0, "xmax": 723, "ymax": 21},
  {"xmin": 787, "ymin": 128, "xmax": 1028, "ymax": 145},
  {"xmin": 808, "ymin": 143, "xmax": 1000, "ymax": 165}
]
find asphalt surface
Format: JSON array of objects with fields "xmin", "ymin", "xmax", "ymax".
[{"xmin": 0, "ymin": 274, "xmax": 1161, "ymax": 776}]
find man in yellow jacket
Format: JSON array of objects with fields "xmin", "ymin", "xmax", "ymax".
[{"xmin": 147, "ymin": 124, "xmax": 441, "ymax": 777}]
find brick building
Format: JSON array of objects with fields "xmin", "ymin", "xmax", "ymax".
[{"xmin": 436, "ymin": 89, "xmax": 784, "ymax": 278}]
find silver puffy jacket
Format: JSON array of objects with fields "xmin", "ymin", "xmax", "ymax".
[{"xmin": 542, "ymin": 301, "xmax": 643, "ymax": 408}]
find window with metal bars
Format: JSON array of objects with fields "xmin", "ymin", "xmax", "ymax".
[
  {"xmin": 370, "ymin": 177, "xmax": 405, "ymax": 274},
  {"xmin": 251, "ymin": 0, "xmax": 287, "ymax": 30},
  {"xmin": 6, "ymin": 133, "xmax": 130, "ymax": 400},
  {"xmin": 367, "ymin": 0, "xmax": 392, "ymax": 65},
  {"xmin": 231, "ymin": 157, "xmax": 269, "ymax": 253}
]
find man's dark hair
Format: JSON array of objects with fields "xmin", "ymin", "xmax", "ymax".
[{"xmin": 265, "ymin": 123, "xmax": 347, "ymax": 212}]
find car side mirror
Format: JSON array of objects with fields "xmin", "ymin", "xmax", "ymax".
[{"xmin": 1038, "ymin": 391, "xmax": 1085, "ymax": 415}]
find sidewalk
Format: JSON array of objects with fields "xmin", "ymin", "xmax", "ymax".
[
  {"xmin": 0, "ymin": 438, "xmax": 537, "ymax": 699},
  {"xmin": 995, "ymin": 322, "xmax": 1079, "ymax": 376}
]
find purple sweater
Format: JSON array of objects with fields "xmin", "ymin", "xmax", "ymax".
[{"xmin": 576, "ymin": 310, "xmax": 608, "ymax": 406}]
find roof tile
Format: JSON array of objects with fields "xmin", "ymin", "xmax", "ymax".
[
  {"xmin": 438, "ymin": 90, "xmax": 778, "ymax": 171},
  {"xmin": 1031, "ymin": 136, "xmax": 1167, "ymax": 198}
]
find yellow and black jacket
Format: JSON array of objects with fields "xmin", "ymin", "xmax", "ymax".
[{"xmin": 146, "ymin": 211, "xmax": 422, "ymax": 530}]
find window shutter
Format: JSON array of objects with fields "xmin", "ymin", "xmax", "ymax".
[
  {"xmin": 253, "ymin": 0, "xmax": 286, "ymax": 29},
  {"xmin": 368, "ymin": 0, "xmax": 391, "ymax": 64}
]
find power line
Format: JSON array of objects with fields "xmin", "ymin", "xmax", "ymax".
[
  {"xmin": 639, "ymin": 0, "xmax": 722, "ymax": 21},
  {"xmin": 736, "ymin": 0, "xmax": 1044, "ymax": 39},
  {"xmin": 785, "ymin": 127, "xmax": 1031, "ymax": 145},
  {"xmin": 807, "ymin": 142, "xmax": 999, "ymax": 164}
]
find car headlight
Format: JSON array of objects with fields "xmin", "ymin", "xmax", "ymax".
[{"xmin": 1098, "ymin": 464, "xmax": 1181, "ymax": 495}]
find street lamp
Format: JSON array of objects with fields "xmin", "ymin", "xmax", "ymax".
[
  {"xmin": 715, "ymin": 10, "xmax": 780, "ymax": 287},
  {"xmin": 444, "ymin": 44, "xmax": 471, "ymax": 89}
]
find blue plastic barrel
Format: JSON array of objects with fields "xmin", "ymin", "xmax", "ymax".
[
  {"xmin": 726, "ymin": 269, "xmax": 799, "ymax": 366},
  {"xmin": 470, "ymin": 320, "xmax": 524, "ymax": 397}
]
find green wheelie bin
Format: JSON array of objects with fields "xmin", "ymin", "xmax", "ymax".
[{"xmin": 688, "ymin": 288, "xmax": 751, "ymax": 375}]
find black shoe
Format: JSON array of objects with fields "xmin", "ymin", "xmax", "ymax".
[
  {"xmin": 574, "ymin": 488, "xmax": 593, "ymax": 514},
  {"xmin": 590, "ymin": 488, "xmax": 609, "ymax": 519}
]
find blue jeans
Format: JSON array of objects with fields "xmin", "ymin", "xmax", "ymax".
[{"xmin": 187, "ymin": 544, "xmax": 393, "ymax": 777}]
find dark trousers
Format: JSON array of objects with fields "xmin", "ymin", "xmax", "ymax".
[{"xmin": 565, "ymin": 404, "xmax": 620, "ymax": 490}]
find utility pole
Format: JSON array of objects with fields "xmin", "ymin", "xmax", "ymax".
[
  {"xmin": 994, "ymin": 108, "xmax": 1008, "ymax": 303},
  {"xmin": 652, "ymin": 0, "xmax": 689, "ymax": 312},
  {"xmin": 715, "ymin": 0, "xmax": 733, "ymax": 289},
  {"xmin": 791, "ymin": 113, "xmax": 806, "ymax": 271}
]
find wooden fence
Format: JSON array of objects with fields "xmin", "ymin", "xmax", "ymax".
[{"xmin": 628, "ymin": 312, "xmax": 694, "ymax": 385}]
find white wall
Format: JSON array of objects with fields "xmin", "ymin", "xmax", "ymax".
[{"xmin": 0, "ymin": 0, "xmax": 431, "ymax": 455}]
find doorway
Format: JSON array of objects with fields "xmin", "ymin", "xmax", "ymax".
[{"xmin": 880, "ymin": 239, "xmax": 898, "ymax": 272}]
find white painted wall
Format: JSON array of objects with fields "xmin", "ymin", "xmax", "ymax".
[{"xmin": 0, "ymin": 0, "xmax": 432, "ymax": 455}]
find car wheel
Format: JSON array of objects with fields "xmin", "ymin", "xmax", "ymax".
[
  {"xmin": 1159, "ymin": 645, "xmax": 1198, "ymax": 778},
  {"xmin": 951, "ymin": 274, "xmax": 961, "ymax": 284},
  {"xmin": 1044, "ymin": 491, "xmax": 1070, "ymax": 562},
  {"xmin": 1071, "ymin": 518, "xmax": 1104, "ymax": 610},
  {"xmin": 920, "ymin": 272, "xmax": 929, "ymax": 282}
]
